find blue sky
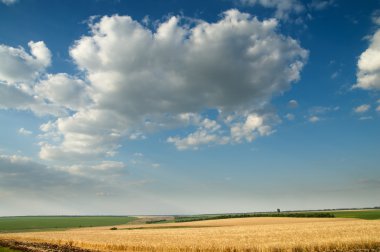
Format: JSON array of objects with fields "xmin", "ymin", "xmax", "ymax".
[{"xmin": 0, "ymin": 0, "xmax": 379, "ymax": 216}]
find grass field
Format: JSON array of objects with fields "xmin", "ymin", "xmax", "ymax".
[
  {"xmin": 1, "ymin": 217, "xmax": 379, "ymax": 251},
  {"xmin": 0, "ymin": 216, "xmax": 136, "ymax": 232},
  {"xmin": 329, "ymin": 209, "xmax": 380, "ymax": 220},
  {"xmin": 0, "ymin": 247, "xmax": 21, "ymax": 252}
]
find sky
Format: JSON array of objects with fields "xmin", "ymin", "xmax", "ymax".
[{"xmin": 0, "ymin": 0, "xmax": 379, "ymax": 216}]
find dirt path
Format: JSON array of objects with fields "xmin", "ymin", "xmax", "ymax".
[{"xmin": 0, "ymin": 240, "xmax": 95, "ymax": 252}]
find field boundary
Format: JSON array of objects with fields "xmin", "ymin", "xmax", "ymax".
[{"xmin": 173, "ymin": 212, "xmax": 335, "ymax": 223}]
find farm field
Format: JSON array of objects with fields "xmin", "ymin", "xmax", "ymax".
[
  {"xmin": 163, "ymin": 209, "xmax": 380, "ymax": 223},
  {"xmin": 330, "ymin": 209, "xmax": 380, "ymax": 220},
  {"xmin": 1, "ymin": 217, "xmax": 380, "ymax": 252},
  {"xmin": 0, "ymin": 216, "xmax": 136, "ymax": 233}
]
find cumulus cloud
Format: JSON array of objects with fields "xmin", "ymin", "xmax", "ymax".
[
  {"xmin": 0, "ymin": 83, "xmax": 35, "ymax": 109},
  {"xmin": 36, "ymin": 10, "xmax": 307, "ymax": 157},
  {"xmin": 354, "ymin": 104, "xmax": 371, "ymax": 113},
  {"xmin": 354, "ymin": 30, "xmax": 380, "ymax": 90},
  {"xmin": 168, "ymin": 112, "xmax": 277, "ymax": 149},
  {"xmin": 0, "ymin": 81, "xmax": 65, "ymax": 116},
  {"xmin": 0, "ymin": 42, "xmax": 92, "ymax": 116},
  {"xmin": 0, "ymin": 10, "xmax": 306, "ymax": 158},
  {"xmin": 39, "ymin": 108, "xmax": 130, "ymax": 161},
  {"xmin": 167, "ymin": 118, "xmax": 228, "ymax": 150},
  {"xmin": 35, "ymin": 73, "xmax": 91, "ymax": 111},
  {"xmin": 0, "ymin": 11, "xmax": 309, "ymax": 160},
  {"xmin": 0, "ymin": 41, "xmax": 51, "ymax": 83},
  {"xmin": 0, "ymin": 41, "xmax": 68, "ymax": 116}
]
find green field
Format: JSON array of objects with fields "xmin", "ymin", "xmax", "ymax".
[
  {"xmin": 328, "ymin": 210, "xmax": 380, "ymax": 220},
  {"xmin": 0, "ymin": 216, "xmax": 136, "ymax": 232},
  {"xmin": 0, "ymin": 247, "xmax": 21, "ymax": 252}
]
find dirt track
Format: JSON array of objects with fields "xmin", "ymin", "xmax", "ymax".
[{"xmin": 0, "ymin": 240, "xmax": 95, "ymax": 252}]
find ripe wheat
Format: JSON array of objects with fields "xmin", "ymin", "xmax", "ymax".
[{"xmin": 1, "ymin": 217, "xmax": 379, "ymax": 251}]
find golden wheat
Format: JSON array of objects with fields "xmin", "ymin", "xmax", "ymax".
[{"xmin": 1, "ymin": 217, "xmax": 380, "ymax": 251}]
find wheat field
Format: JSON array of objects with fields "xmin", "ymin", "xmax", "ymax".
[{"xmin": 1, "ymin": 217, "xmax": 380, "ymax": 251}]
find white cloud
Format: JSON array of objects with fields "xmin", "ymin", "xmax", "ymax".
[
  {"xmin": 168, "ymin": 129, "xmax": 224, "ymax": 150},
  {"xmin": 1, "ymin": 0, "xmax": 17, "ymax": 5},
  {"xmin": 354, "ymin": 30, "xmax": 380, "ymax": 90},
  {"xmin": 0, "ymin": 82, "xmax": 65, "ymax": 116},
  {"xmin": 0, "ymin": 11, "xmax": 306, "ymax": 157},
  {"xmin": 167, "ymin": 118, "xmax": 227, "ymax": 150},
  {"xmin": 18, "ymin": 128, "xmax": 32, "ymax": 136},
  {"xmin": 239, "ymin": 0, "xmax": 304, "ymax": 20},
  {"xmin": 288, "ymin": 99, "xmax": 298, "ymax": 108},
  {"xmin": 0, "ymin": 83, "xmax": 35, "ymax": 109},
  {"xmin": 35, "ymin": 73, "xmax": 90, "ymax": 111},
  {"xmin": 38, "ymin": 10, "xmax": 307, "ymax": 157},
  {"xmin": 0, "ymin": 11, "xmax": 306, "ymax": 158},
  {"xmin": 0, "ymin": 41, "xmax": 68, "ymax": 116},
  {"xmin": 230, "ymin": 113, "xmax": 274, "ymax": 142},
  {"xmin": 0, "ymin": 41, "xmax": 51, "ymax": 83},
  {"xmin": 39, "ymin": 109, "xmax": 125, "ymax": 161},
  {"xmin": 168, "ymin": 112, "xmax": 276, "ymax": 150},
  {"xmin": 309, "ymin": 116, "xmax": 320, "ymax": 123},
  {"xmin": 376, "ymin": 105, "xmax": 380, "ymax": 112},
  {"xmin": 354, "ymin": 104, "xmax": 370, "ymax": 113}
]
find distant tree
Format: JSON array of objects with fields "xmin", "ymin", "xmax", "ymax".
[{"xmin": 277, "ymin": 208, "xmax": 281, "ymax": 213}]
